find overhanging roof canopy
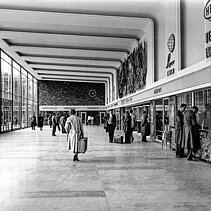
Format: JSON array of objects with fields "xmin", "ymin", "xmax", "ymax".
[{"xmin": 0, "ymin": 0, "xmax": 162, "ymax": 84}]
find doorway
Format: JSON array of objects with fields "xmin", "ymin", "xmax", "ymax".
[{"xmin": 81, "ymin": 112, "xmax": 87, "ymax": 124}]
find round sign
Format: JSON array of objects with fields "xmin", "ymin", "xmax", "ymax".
[
  {"xmin": 89, "ymin": 89, "xmax": 97, "ymax": 98},
  {"xmin": 167, "ymin": 34, "xmax": 175, "ymax": 53}
]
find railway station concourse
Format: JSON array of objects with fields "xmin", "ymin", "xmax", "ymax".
[{"xmin": 0, "ymin": 0, "xmax": 211, "ymax": 210}]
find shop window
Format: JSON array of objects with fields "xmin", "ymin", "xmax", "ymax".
[
  {"xmin": 155, "ymin": 99, "xmax": 163, "ymax": 139},
  {"xmin": 176, "ymin": 92, "xmax": 192, "ymax": 110},
  {"xmin": 195, "ymin": 88, "xmax": 211, "ymax": 130},
  {"xmin": 169, "ymin": 96, "xmax": 176, "ymax": 128}
]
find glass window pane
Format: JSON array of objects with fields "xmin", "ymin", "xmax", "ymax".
[
  {"xmin": 2, "ymin": 51, "xmax": 11, "ymax": 64},
  {"xmin": 22, "ymin": 69, "xmax": 28, "ymax": 99},
  {"xmin": 13, "ymin": 61, "xmax": 20, "ymax": 71},
  {"xmin": 34, "ymin": 81, "xmax": 37, "ymax": 102},
  {"xmin": 13, "ymin": 101, "xmax": 21, "ymax": 129},
  {"xmin": 28, "ymin": 75, "xmax": 33, "ymax": 100},
  {"xmin": 13, "ymin": 67, "xmax": 21, "ymax": 97},
  {"xmin": 1, "ymin": 53, "xmax": 12, "ymax": 100},
  {"xmin": 1, "ymin": 98, "xmax": 12, "ymax": 132},
  {"xmin": 176, "ymin": 92, "xmax": 192, "ymax": 110},
  {"xmin": 22, "ymin": 98, "xmax": 28, "ymax": 128}
]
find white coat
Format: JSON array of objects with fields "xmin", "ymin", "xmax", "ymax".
[{"xmin": 65, "ymin": 115, "xmax": 84, "ymax": 153}]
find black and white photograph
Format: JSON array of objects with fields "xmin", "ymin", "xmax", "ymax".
[{"xmin": 0, "ymin": 0, "xmax": 210, "ymax": 210}]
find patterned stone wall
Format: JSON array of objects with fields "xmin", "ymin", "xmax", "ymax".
[
  {"xmin": 117, "ymin": 41, "xmax": 147, "ymax": 98},
  {"xmin": 198, "ymin": 131, "xmax": 211, "ymax": 163},
  {"xmin": 39, "ymin": 80, "xmax": 105, "ymax": 106}
]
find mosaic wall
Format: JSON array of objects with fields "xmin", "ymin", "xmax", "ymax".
[
  {"xmin": 39, "ymin": 80, "xmax": 105, "ymax": 106},
  {"xmin": 198, "ymin": 131, "xmax": 211, "ymax": 162},
  {"xmin": 117, "ymin": 41, "xmax": 147, "ymax": 98}
]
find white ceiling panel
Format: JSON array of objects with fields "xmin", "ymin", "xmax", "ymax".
[{"xmin": 0, "ymin": 1, "xmax": 161, "ymax": 83}]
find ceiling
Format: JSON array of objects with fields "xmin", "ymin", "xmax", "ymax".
[{"xmin": 0, "ymin": 0, "xmax": 164, "ymax": 87}]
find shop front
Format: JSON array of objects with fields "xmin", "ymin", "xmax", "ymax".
[{"xmin": 107, "ymin": 65, "xmax": 211, "ymax": 163}]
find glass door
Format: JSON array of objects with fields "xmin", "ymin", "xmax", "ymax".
[{"xmin": 100, "ymin": 112, "xmax": 105, "ymax": 125}]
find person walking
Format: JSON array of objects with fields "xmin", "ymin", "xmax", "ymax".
[
  {"xmin": 38, "ymin": 113, "xmax": 44, "ymax": 130},
  {"xmin": 52, "ymin": 113, "xmax": 57, "ymax": 136},
  {"xmin": 107, "ymin": 110, "xmax": 116, "ymax": 143},
  {"xmin": 60, "ymin": 113, "xmax": 67, "ymax": 133},
  {"xmin": 65, "ymin": 109, "xmax": 84, "ymax": 162},
  {"xmin": 48, "ymin": 114, "xmax": 53, "ymax": 128},
  {"xmin": 130, "ymin": 109, "xmax": 136, "ymax": 142},
  {"xmin": 55, "ymin": 113, "xmax": 61, "ymax": 131},
  {"xmin": 140, "ymin": 111, "xmax": 148, "ymax": 142},
  {"xmin": 175, "ymin": 104, "xmax": 187, "ymax": 158},
  {"xmin": 103, "ymin": 112, "xmax": 109, "ymax": 132},
  {"xmin": 31, "ymin": 114, "xmax": 37, "ymax": 130},
  {"xmin": 124, "ymin": 111, "xmax": 131, "ymax": 143},
  {"xmin": 87, "ymin": 116, "xmax": 91, "ymax": 125},
  {"xmin": 182, "ymin": 106, "xmax": 201, "ymax": 161}
]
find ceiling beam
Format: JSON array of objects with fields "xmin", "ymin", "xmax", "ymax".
[{"xmin": 18, "ymin": 53, "xmax": 123, "ymax": 63}]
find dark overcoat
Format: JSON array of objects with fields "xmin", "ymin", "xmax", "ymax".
[
  {"xmin": 181, "ymin": 110, "xmax": 201, "ymax": 150},
  {"xmin": 175, "ymin": 110, "xmax": 184, "ymax": 145},
  {"xmin": 140, "ymin": 113, "xmax": 148, "ymax": 136}
]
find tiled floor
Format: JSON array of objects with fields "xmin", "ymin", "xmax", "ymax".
[{"xmin": 0, "ymin": 126, "xmax": 211, "ymax": 211}]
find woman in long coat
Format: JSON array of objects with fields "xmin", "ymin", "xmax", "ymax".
[
  {"xmin": 65, "ymin": 109, "xmax": 84, "ymax": 161},
  {"xmin": 140, "ymin": 111, "xmax": 148, "ymax": 142}
]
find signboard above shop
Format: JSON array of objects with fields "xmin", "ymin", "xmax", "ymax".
[{"xmin": 205, "ymin": 0, "xmax": 211, "ymax": 59}]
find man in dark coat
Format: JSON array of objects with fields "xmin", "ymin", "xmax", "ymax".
[
  {"xmin": 124, "ymin": 111, "xmax": 131, "ymax": 143},
  {"xmin": 38, "ymin": 114, "xmax": 44, "ymax": 130},
  {"xmin": 130, "ymin": 109, "xmax": 136, "ymax": 142},
  {"xmin": 175, "ymin": 104, "xmax": 187, "ymax": 158},
  {"xmin": 107, "ymin": 110, "xmax": 116, "ymax": 143},
  {"xmin": 140, "ymin": 111, "xmax": 148, "ymax": 142},
  {"xmin": 31, "ymin": 114, "xmax": 37, "ymax": 130},
  {"xmin": 182, "ymin": 106, "xmax": 201, "ymax": 161},
  {"xmin": 60, "ymin": 113, "xmax": 68, "ymax": 133}
]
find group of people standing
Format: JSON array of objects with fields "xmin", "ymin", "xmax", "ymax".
[
  {"xmin": 48, "ymin": 112, "xmax": 68, "ymax": 136},
  {"xmin": 123, "ymin": 110, "xmax": 137, "ymax": 143},
  {"xmin": 104, "ymin": 109, "xmax": 149, "ymax": 143},
  {"xmin": 175, "ymin": 104, "xmax": 201, "ymax": 161},
  {"xmin": 30, "ymin": 114, "xmax": 44, "ymax": 130}
]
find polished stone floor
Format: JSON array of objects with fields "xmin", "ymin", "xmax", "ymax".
[{"xmin": 0, "ymin": 125, "xmax": 210, "ymax": 211}]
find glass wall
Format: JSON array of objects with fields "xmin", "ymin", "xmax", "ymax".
[
  {"xmin": 1, "ymin": 52, "xmax": 12, "ymax": 132},
  {"xmin": 0, "ymin": 50, "xmax": 38, "ymax": 133}
]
